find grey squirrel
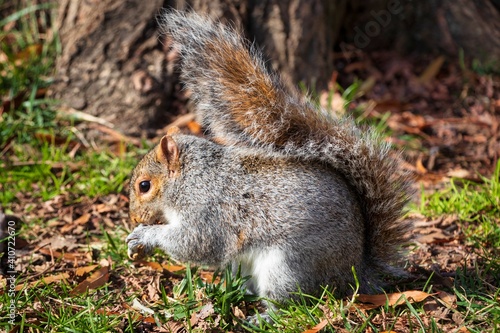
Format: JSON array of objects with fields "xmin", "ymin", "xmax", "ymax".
[{"xmin": 126, "ymin": 10, "xmax": 412, "ymax": 305}]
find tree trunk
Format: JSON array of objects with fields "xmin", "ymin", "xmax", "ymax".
[
  {"xmin": 50, "ymin": 0, "xmax": 339, "ymax": 136},
  {"xmin": 51, "ymin": 0, "xmax": 171, "ymax": 136},
  {"xmin": 49, "ymin": 0, "xmax": 500, "ymax": 136},
  {"xmin": 340, "ymin": 0, "xmax": 500, "ymax": 68}
]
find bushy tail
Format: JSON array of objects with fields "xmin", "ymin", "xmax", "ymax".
[{"xmin": 160, "ymin": 10, "xmax": 412, "ymax": 273}]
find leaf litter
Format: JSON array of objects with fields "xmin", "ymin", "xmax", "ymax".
[{"xmin": 1, "ymin": 46, "xmax": 499, "ymax": 332}]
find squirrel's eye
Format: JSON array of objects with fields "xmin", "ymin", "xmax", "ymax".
[{"xmin": 138, "ymin": 180, "xmax": 151, "ymax": 193}]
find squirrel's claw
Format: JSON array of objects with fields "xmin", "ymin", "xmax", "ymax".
[
  {"xmin": 126, "ymin": 225, "xmax": 151, "ymax": 260},
  {"xmin": 127, "ymin": 240, "xmax": 145, "ymax": 260}
]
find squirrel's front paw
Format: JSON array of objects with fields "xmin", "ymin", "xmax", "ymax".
[{"xmin": 126, "ymin": 225, "xmax": 153, "ymax": 260}]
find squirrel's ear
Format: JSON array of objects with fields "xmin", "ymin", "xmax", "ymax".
[{"xmin": 157, "ymin": 135, "xmax": 180, "ymax": 177}]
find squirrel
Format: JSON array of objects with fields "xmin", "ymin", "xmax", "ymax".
[{"xmin": 126, "ymin": 10, "xmax": 412, "ymax": 306}]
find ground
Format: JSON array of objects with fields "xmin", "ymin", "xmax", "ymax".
[{"xmin": 0, "ymin": 3, "xmax": 499, "ymax": 333}]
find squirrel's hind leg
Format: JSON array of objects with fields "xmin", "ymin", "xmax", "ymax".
[{"xmin": 234, "ymin": 246, "xmax": 295, "ymax": 302}]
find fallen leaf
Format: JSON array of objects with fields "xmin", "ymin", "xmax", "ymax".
[
  {"xmin": 355, "ymin": 291, "xmax": 433, "ymax": 310},
  {"xmin": 131, "ymin": 298, "xmax": 155, "ymax": 315},
  {"xmin": 144, "ymin": 261, "xmax": 163, "ymax": 271},
  {"xmin": 163, "ymin": 321, "xmax": 185, "ymax": 333},
  {"xmin": 73, "ymin": 213, "xmax": 91, "ymax": 225},
  {"xmin": 160, "ymin": 113, "xmax": 196, "ymax": 136},
  {"xmin": 190, "ymin": 303, "xmax": 215, "ymax": 326},
  {"xmin": 423, "ymin": 299, "xmax": 450, "ymax": 320},
  {"xmin": 38, "ymin": 247, "xmax": 90, "ymax": 261},
  {"xmin": 163, "ymin": 264, "xmax": 185, "ymax": 272},
  {"xmin": 418, "ymin": 56, "xmax": 445, "ymax": 84},
  {"xmin": 416, "ymin": 229, "xmax": 457, "ymax": 244},
  {"xmin": 416, "ymin": 157, "xmax": 427, "ymax": 174},
  {"xmin": 136, "ymin": 261, "xmax": 184, "ymax": 273},
  {"xmin": 15, "ymin": 273, "xmax": 70, "ymax": 291},
  {"xmin": 437, "ymin": 290, "xmax": 456, "ymax": 308},
  {"xmin": 199, "ymin": 271, "xmax": 218, "ymax": 283},
  {"xmin": 14, "ymin": 44, "xmax": 43, "ymax": 65},
  {"xmin": 446, "ymin": 169, "xmax": 470, "ymax": 178},
  {"xmin": 74, "ymin": 264, "xmax": 99, "ymax": 277},
  {"xmin": 94, "ymin": 204, "xmax": 114, "ymax": 213},
  {"xmin": 302, "ymin": 319, "xmax": 328, "ymax": 333},
  {"xmin": 70, "ymin": 265, "xmax": 109, "ymax": 295},
  {"xmin": 34, "ymin": 132, "xmax": 71, "ymax": 145},
  {"xmin": 233, "ymin": 305, "xmax": 245, "ymax": 320},
  {"xmin": 147, "ymin": 283, "xmax": 158, "ymax": 302}
]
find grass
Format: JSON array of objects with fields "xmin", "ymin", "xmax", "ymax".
[
  {"xmin": 417, "ymin": 162, "xmax": 500, "ymax": 332},
  {"xmin": 420, "ymin": 162, "xmax": 500, "ymax": 264},
  {"xmin": 1, "ymin": 2, "xmax": 499, "ymax": 332},
  {"xmin": 0, "ymin": 0, "xmax": 143, "ymax": 205}
]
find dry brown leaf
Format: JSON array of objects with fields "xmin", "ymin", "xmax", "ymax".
[
  {"xmin": 147, "ymin": 283, "xmax": 158, "ymax": 302},
  {"xmin": 355, "ymin": 291, "xmax": 433, "ymax": 310},
  {"xmin": 162, "ymin": 264, "xmax": 185, "ymax": 272},
  {"xmin": 121, "ymin": 301, "xmax": 157, "ymax": 324},
  {"xmin": 199, "ymin": 271, "xmax": 217, "ymax": 283},
  {"xmin": 416, "ymin": 157, "xmax": 428, "ymax": 174},
  {"xmin": 15, "ymin": 272, "xmax": 70, "ymax": 291},
  {"xmin": 73, "ymin": 213, "xmax": 91, "ymax": 225},
  {"xmin": 0, "ymin": 91, "xmax": 26, "ymax": 115},
  {"xmin": 74, "ymin": 264, "xmax": 99, "ymax": 277},
  {"xmin": 38, "ymin": 247, "xmax": 90, "ymax": 261},
  {"xmin": 143, "ymin": 261, "xmax": 163, "ymax": 271},
  {"xmin": 70, "ymin": 266, "xmax": 110, "ymax": 295},
  {"xmin": 416, "ymin": 229, "xmax": 457, "ymax": 244},
  {"xmin": 446, "ymin": 169, "xmax": 471, "ymax": 178},
  {"xmin": 163, "ymin": 321, "xmax": 185, "ymax": 333},
  {"xmin": 160, "ymin": 113, "xmax": 196, "ymax": 135},
  {"xmin": 60, "ymin": 223, "xmax": 77, "ymax": 234},
  {"xmin": 418, "ymin": 56, "xmax": 445, "ymax": 84},
  {"xmin": 14, "ymin": 44, "xmax": 43, "ymax": 65},
  {"xmin": 423, "ymin": 299, "xmax": 450, "ymax": 320},
  {"xmin": 302, "ymin": 319, "xmax": 328, "ymax": 333},
  {"xmin": 437, "ymin": 290, "xmax": 457, "ymax": 308},
  {"xmin": 136, "ymin": 261, "xmax": 185, "ymax": 273},
  {"xmin": 190, "ymin": 303, "xmax": 215, "ymax": 327},
  {"xmin": 233, "ymin": 306, "xmax": 245, "ymax": 320},
  {"xmin": 94, "ymin": 203, "xmax": 114, "ymax": 213},
  {"xmin": 60, "ymin": 213, "xmax": 91, "ymax": 234}
]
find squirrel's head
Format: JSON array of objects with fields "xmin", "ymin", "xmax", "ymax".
[{"xmin": 129, "ymin": 128, "xmax": 181, "ymax": 225}]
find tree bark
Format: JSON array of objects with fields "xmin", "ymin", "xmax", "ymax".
[
  {"xmin": 49, "ymin": 0, "xmax": 500, "ymax": 136},
  {"xmin": 340, "ymin": 0, "xmax": 500, "ymax": 68},
  {"xmin": 51, "ymin": 0, "xmax": 171, "ymax": 136},
  {"xmin": 50, "ymin": 0, "xmax": 339, "ymax": 135}
]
